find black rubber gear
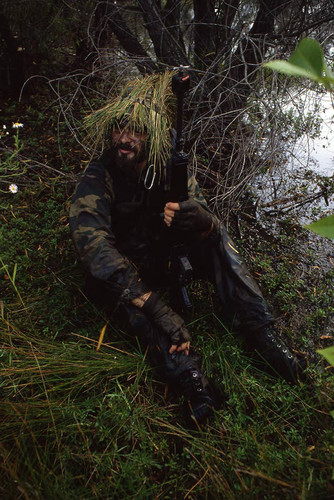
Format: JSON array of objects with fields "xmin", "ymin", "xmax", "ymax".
[
  {"xmin": 250, "ymin": 326, "xmax": 307, "ymax": 383},
  {"xmin": 176, "ymin": 369, "xmax": 222, "ymax": 426}
]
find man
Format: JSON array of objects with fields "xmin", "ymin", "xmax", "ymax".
[{"xmin": 69, "ymin": 72, "xmax": 304, "ymax": 426}]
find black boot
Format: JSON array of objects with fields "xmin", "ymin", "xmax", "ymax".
[
  {"xmin": 176, "ymin": 369, "xmax": 221, "ymax": 426},
  {"xmin": 123, "ymin": 307, "xmax": 222, "ymax": 424},
  {"xmin": 249, "ymin": 325, "xmax": 306, "ymax": 383}
]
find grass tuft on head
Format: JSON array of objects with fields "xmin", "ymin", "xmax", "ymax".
[{"xmin": 84, "ymin": 71, "xmax": 176, "ymax": 179}]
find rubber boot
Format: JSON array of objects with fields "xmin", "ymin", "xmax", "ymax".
[
  {"xmin": 176, "ymin": 368, "xmax": 222, "ymax": 427},
  {"xmin": 250, "ymin": 325, "xmax": 306, "ymax": 383}
]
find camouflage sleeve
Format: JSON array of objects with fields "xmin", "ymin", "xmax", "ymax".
[
  {"xmin": 187, "ymin": 175, "xmax": 208, "ymax": 207},
  {"xmin": 187, "ymin": 175, "xmax": 220, "ymax": 231},
  {"xmin": 69, "ymin": 161, "xmax": 149, "ymax": 303}
]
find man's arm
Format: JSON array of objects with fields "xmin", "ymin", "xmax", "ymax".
[
  {"xmin": 131, "ymin": 291, "xmax": 190, "ymax": 355},
  {"xmin": 69, "ymin": 162, "xmax": 150, "ymax": 303},
  {"xmin": 69, "ymin": 161, "xmax": 191, "ymax": 355}
]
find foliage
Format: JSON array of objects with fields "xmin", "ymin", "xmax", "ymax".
[
  {"xmin": 318, "ymin": 346, "xmax": 334, "ymax": 366},
  {"xmin": 0, "ymin": 122, "xmax": 24, "ymax": 199},
  {"xmin": 305, "ymin": 215, "xmax": 334, "ymax": 240},
  {"xmin": 317, "ymin": 346, "xmax": 334, "ymax": 418},
  {"xmin": 263, "ymin": 36, "xmax": 334, "ymax": 428},
  {"xmin": 264, "ymin": 37, "xmax": 334, "ymax": 240},
  {"xmin": 0, "ymin": 97, "xmax": 334, "ymax": 498},
  {"xmin": 0, "ymin": 0, "xmax": 96, "ymax": 93},
  {"xmin": 1, "ymin": 4, "xmax": 334, "ymax": 497},
  {"xmin": 2, "ymin": 0, "xmax": 334, "ymax": 212},
  {"xmin": 264, "ymin": 38, "xmax": 334, "ymax": 89},
  {"xmin": 1, "ymin": 295, "xmax": 334, "ymax": 499}
]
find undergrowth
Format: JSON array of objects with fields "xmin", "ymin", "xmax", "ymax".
[{"xmin": 0, "ymin": 96, "xmax": 333, "ymax": 499}]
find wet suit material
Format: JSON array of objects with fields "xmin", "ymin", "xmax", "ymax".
[{"xmin": 69, "ymin": 150, "xmax": 274, "ymax": 383}]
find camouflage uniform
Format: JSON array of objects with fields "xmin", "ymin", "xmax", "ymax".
[{"xmin": 69, "ymin": 149, "xmax": 273, "ymax": 381}]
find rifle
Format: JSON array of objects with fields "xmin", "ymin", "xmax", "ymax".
[{"xmin": 165, "ymin": 66, "xmax": 193, "ymax": 311}]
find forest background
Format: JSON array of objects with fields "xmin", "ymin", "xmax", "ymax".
[{"xmin": 1, "ymin": 1, "xmax": 334, "ymax": 498}]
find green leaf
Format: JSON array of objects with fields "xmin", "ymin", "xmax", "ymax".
[
  {"xmin": 264, "ymin": 38, "xmax": 334, "ymax": 88},
  {"xmin": 264, "ymin": 60, "xmax": 324, "ymax": 82},
  {"xmin": 289, "ymin": 38, "xmax": 324, "ymax": 78},
  {"xmin": 317, "ymin": 346, "xmax": 334, "ymax": 366},
  {"xmin": 304, "ymin": 215, "xmax": 334, "ymax": 240},
  {"xmin": 323, "ymin": 61, "xmax": 334, "ymax": 89}
]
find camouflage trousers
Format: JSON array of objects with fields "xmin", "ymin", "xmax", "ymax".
[{"xmin": 85, "ymin": 222, "xmax": 274, "ymax": 383}]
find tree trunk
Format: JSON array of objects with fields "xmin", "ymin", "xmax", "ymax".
[
  {"xmin": 193, "ymin": 0, "xmax": 217, "ymax": 70},
  {"xmin": 233, "ymin": 0, "xmax": 293, "ymax": 83},
  {"xmin": 216, "ymin": 0, "xmax": 240, "ymax": 55},
  {"xmin": 0, "ymin": 12, "xmax": 25, "ymax": 95},
  {"xmin": 162, "ymin": 0, "xmax": 186, "ymax": 56},
  {"xmin": 223, "ymin": 0, "xmax": 293, "ymax": 111},
  {"xmin": 102, "ymin": 1, "xmax": 159, "ymax": 74},
  {"xmin": 137, "ymin": 0, "xmax": 189, "ymax": 66}
]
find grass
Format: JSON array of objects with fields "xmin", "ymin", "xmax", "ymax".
[
  {"xmin": 1, "ymin": 310, "xmax": 333, "ymax": 498},
  {"xmin": 0, "ymin": 95, "xmax": 334, "ymax": 499}
]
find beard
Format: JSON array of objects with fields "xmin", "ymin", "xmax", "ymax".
[{"xmin": 114, "ymin": 141, "xmax": 148, "ymax": 179}]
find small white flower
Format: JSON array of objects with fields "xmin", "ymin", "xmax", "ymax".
[
  {"xmin": 9, "ymin": 184, "xmax": 18, "ymax": 194},
  {"xmin": 2, "ymin": 125, "xmax": 6, "ymax": 129},
  {"xmin": 12, "ymin": 123, "xmax": 23, "ymax": 129}
]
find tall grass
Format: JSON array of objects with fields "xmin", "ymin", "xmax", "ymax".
[{"xmin": 1, "ymin": 302, "xmax": 333, "ymax": 499}]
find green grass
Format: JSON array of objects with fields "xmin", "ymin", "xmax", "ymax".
[
  {"xmin": 1, "ymin": 309, "xmax": 333, "ymax": 499},
  {"xmin": 0, "ymin": 97, "xmax": 334, "ymax": 499}
]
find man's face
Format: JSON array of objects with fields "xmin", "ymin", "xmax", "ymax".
[{"xmin": 111, "ymin": 126, "xmax": 148, "ymax": 179}]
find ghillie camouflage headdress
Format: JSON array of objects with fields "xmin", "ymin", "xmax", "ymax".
[{"xmin": 84, "ymin": 71, "xmax": 176, "ymax": 178}]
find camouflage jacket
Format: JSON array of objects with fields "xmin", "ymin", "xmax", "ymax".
[{"xmin": 69, "ymin": 150, "xmax": 214, "ymax": 304}]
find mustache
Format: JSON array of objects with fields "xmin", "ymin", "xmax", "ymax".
[{"xmin": 116, "ymin": 142, "xmax": 136, "ymax": 151}]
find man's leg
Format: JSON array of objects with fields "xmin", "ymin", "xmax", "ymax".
[
  {"xmin": 84, "ymin": 273, "xmax": 221, "ymax": 424},
  {"xmin": 189, "ymin": 223, "xmax": 305, "ymax": 382}
]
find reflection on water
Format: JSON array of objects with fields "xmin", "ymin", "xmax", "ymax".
[
  {"xmin": 255, "ymin": 93, "xmax": 334, "ymax": 224},
  {"xmin": 293, "ymin": 94, "xmax": 334, "ymax": 175}
]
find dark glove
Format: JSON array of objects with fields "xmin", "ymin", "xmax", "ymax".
[
  {"xmin": 172, "ymin": 199, "xmax": 213, "ymax": 234},
  {"xmin": 142, "ymin": 292, "xmax": 191, "ymax": 347}
]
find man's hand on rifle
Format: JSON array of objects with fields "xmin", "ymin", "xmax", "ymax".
[
  {"xmin": 134, "ymin": 291, "xmax": 191, "ymax": 355},
  {"xmin": 164, "ymin": 199, "xmax": 214, "ymax": 238}
]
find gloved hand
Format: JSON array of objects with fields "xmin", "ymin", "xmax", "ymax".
[
  {"xmin": 169, "ymin": 199, "xmax": 213, "ymax": 234},
  {"xmin": 142, "ymin": 292, "xmax": 191, "ymax": 355}
]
